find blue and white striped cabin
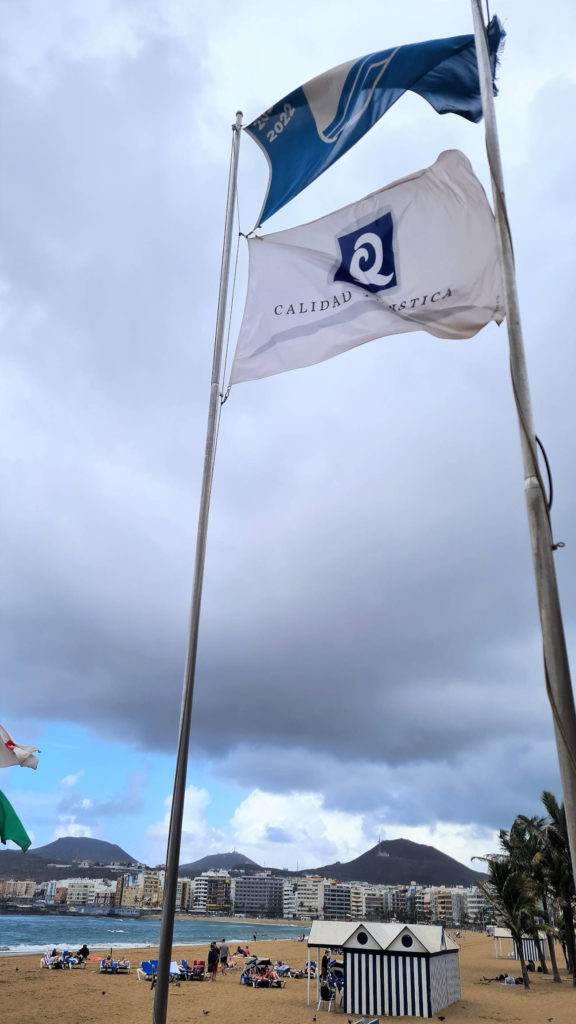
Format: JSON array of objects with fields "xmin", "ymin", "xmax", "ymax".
[
  {"xmin": 308, "ymin": 921, "xmax": 460, "ymax": 1019},
  {"xmin": 493, "ymin": 927, "xmax": 547, "ymax": 963}
]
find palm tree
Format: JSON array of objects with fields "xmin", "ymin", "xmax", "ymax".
[
  {"xmin": 510, "ymin": 812, "xmax": 564, "ymax": 982},
  {"xmin": 499, "ymin": 821, "xmax": 546, "ymax": 970},
  {"xmin": 501, "ymin": 815, "xmax": 562, "ymax": 980},
  {"xmin": 539, "ymin": 791, "xmax": 576, "ymax": 985},
  {"xmin": 475, "ymin": 854, "xmax": 540, "ymax": 988}
]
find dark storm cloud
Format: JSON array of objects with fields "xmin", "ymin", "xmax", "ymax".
[{"xmin": 2, "ymin": 1, "xmax": 576, "ymax": 844}]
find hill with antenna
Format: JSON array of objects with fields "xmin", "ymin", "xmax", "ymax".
[{"xmin": 308, "ymin": 839, "xmax": 485, "ymax": 886}]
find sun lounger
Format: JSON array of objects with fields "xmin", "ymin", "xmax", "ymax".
[
  {"xmin": 40, "ymin": 953, "xmax": 61, "ymax": 970},
  {"xmin": 61, "ymin": 951, "xmax": 84, "ymax": 969},
  {"xmin": 181, "ymin": 959, "xmax": 205, "ymax": 980},
  {"xmin": 137, "ymin": 961, "xmax": 155, "ymax": 981},
  {"xmin": 190, "ymin": 960, "xmax": 206, "ymax": 980},
  {"xmin": 100, "ymin": 958, "xmax": 131, "ymax": 974}
]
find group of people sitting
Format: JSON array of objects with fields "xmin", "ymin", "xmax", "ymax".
[
  {"xmin": 42, "ymin": 944, "xmax": 90, "ymax": 968},
  {"xmin": 240, "ymin": 960, "xmax": 285, "ymax": 987},
  {"xmin": 101, "ymin": 954, "xmax": 131, "ymax": 973}
]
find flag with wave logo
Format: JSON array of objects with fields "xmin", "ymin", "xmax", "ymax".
[
  {"xmin": 0, "ymin": 790, "xmax": 31, "ymax": 851},
  {"xmin": 229, "ymin": 150, "xmax": 504, "ymax": 385},
  {"xmin": 247, "ymin": 16, "xmax": 504, "ymax": 224}
]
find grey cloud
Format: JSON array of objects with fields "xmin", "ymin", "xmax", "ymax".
[
  {"xmin": 56, "ymin": 772, "xmax": 147, "ymax": 820},
  {"xmin": 264, "ymin": 826, "xmax": 293, "ymax": 843}
]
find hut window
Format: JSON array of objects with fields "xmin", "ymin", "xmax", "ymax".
[
  {"xmin": 401, "ymin": 935, "xmax": 413, "ymax": 948},
  {"xmin": 357, "ymin": 931, "xmax": 368, "ymax": 945}
]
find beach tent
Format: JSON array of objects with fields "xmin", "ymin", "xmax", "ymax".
[
  {"xmin": 308, "ymin": 920, "xmax": 460, "ymax": 1019},
  {"xmin": 493, "ymin": 926, "xmax": 546, "ymax": 962}
]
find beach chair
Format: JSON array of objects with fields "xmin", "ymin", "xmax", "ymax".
[
  {"xmin": 100, "ymin": 958, "xmax": 130, "ymax": 974},
  {"xmin": 317, "ymin": 982, "xmax": 336, "ymax": 1012},
  {"xmin": 190, "ymin": 960, "xmax": 206, "ymax": 980},
  {"xmin": 137, "ymin": 961, "xmax": 155, "ymax": 981},
  {"xmin": 180, "ymin": 959, "xmax": 193, "ymax": 979},
  {"xmin": 61, "ymin": 951, "xmax": 81, "ymax": 969},
  {"xmin": 169, "ymin": 961, "xmax": 184, "ymax": 983},
  {"xmin": 40, "ymin": 952, "xmax": 60, "ymax": 970}
]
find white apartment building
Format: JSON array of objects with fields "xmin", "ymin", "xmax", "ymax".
[
  {"xmin": 282, "ymin": 879, "xmax": 297, "ymax": 918},
  {"xmin": 295, "ymin": 876, "xmax": 324, "ymax": 919}
]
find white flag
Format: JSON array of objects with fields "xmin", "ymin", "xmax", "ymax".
[
  {"xmin": 0, "ymin": 722, "xmax": 41, "ymax": 769},
  {"xmin": 230, "ymin": 150, "xmax": 504, "ymax": 385}
]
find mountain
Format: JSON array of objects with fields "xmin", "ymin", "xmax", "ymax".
[
  {"xmin": 31, "ymin": 837, "xmax": 137, "ymax": 864},
  {"xmin": 308, "ymin": 839, "xmax": 486, "ymax": 886},
  {"xmin": 0, "ymin": 838, "xmax": 140, "ymax": 883},
  {"xmin": 179, "ymin": 851, "xmax": 260, "ymax": 875}
]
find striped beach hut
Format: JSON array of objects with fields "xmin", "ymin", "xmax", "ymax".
[
  {"xmin": 493, "ymin": 926, "xmax": 546, "ymax": 962},
  {"xmin": 308, "ymin": 921, "xmax": 460, "ymax": 1018}
]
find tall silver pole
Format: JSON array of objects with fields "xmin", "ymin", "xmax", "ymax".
[
  {"xmin": 470, "ymin": 0, "xmax": 576, "ymax": 877},
  {"xmin": 152, "ymin": 111, "xmax": 243, "ymax": 1024}
]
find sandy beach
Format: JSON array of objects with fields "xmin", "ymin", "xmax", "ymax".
[{"xmin": 2, "ymin": 931, "xmax": 575, "ymax": 1024}]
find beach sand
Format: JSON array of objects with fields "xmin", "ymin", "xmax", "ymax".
[{"xmin": 2, "ymin": 931, "xmax": 575, "ymax": 1023}]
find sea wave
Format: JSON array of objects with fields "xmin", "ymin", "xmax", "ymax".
[{"xmin": 0, "ymin": 940, "xmax": 158, "ymax": 957}]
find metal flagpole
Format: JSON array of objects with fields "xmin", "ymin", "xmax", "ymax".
[
  {"xmin": 470, "ymin": 0, "xmax": 576, "ymax": 878},
  {"xmin": 152, "ymin": 110, "xmax": 243, "ymax": 1024}
]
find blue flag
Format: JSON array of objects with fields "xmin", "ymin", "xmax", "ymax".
[{"xmin": 246, "ymin": 16, "xmax": 504, "ymax": 224}]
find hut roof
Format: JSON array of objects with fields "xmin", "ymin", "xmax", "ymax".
[{"xmin": 308, "ymin": 921, "xmax": 458, "ymax": 955}]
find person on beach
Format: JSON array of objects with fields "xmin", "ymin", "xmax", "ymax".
[
  {"xmin": 219, "ymin": 939, "xmax": 229, "ymax": 974},
  {"xmin": 102, "ymin": 954, "xmax": 115, "ymax": 973},
  {"xmin": 207, "ymin": 942, "xmax": 219, "ymax": 981},
  {"xmin": 321, "ymin": 950, "xmax": 329, "ymax": 979},
  {"xmin": 75, "ymin": 944, "xmax": 90, "ymax": 962}
]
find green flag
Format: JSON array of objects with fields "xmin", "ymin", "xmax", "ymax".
[{"xmin": 0, "ymin": 790, "xmax": 31, "ymax": 852}]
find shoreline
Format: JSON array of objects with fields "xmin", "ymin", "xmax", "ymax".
[{"xmin": 0, "ymin": 913, "xmax": 308, "ymax": 958}]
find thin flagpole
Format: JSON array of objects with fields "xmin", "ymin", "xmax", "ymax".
[
  {"xmin": 152, "ymin": 110, "xmax": 243, "ymax": 1024},
  {"xmin": 470, "ymin": 1, "xmax": 576, "ymax": 877}
]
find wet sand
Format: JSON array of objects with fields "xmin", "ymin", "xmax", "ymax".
[{"xmin": 2, "ymin": 931, "xmax": 574, "ymax": 1023}]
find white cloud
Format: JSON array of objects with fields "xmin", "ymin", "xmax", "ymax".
[
  {"xmin": 52, "ymin": 819, "xmax": 93, "ymax": 839},
  {"xmin": 231, "ymin": 790, "xmax": 372, "ymax": 868},
  {"xmin": 60, "ymin": 771, "xmax": 85, "ymax": 787},
  {"xmin": 146, "ymin": 785, "xmax": 227, "ymax": 865}
]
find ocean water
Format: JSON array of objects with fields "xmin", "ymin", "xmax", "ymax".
[{"xmin": 0, "ymin": 913, "xmax": 307, "ymax": 956}]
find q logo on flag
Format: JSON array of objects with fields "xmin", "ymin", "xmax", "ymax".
[{"xmin": 334, "ymin": 212, "xmax": 397, "ymax": 293}]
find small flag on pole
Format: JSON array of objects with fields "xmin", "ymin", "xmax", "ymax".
[
  {"xmin": 0, "ymin": 790, "xmax": 32, "ymax": 851},
  {"xmin": 0, "ymin": 723, "xmax": 41, "ymax": 770},
  {"xmin": 230, "ymin": 150, "xmax": 504, "ymax": 386},
  {"xmin": 246, "ymin": 17, "xmax": 504, "ymax": 224}
]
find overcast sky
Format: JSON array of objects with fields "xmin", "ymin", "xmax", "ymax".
[{"xmin": 2, "ymin": 0, "xmax": 576, "ymax": 874}]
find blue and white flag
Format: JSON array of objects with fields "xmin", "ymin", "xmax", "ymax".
[
  {"xmin": 246, "ymin": 16, "xmax": 504, "ymax": 224},
  {"xmin": 230, "ymin": 151, "xmax": 504, "ymax": 385}
]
